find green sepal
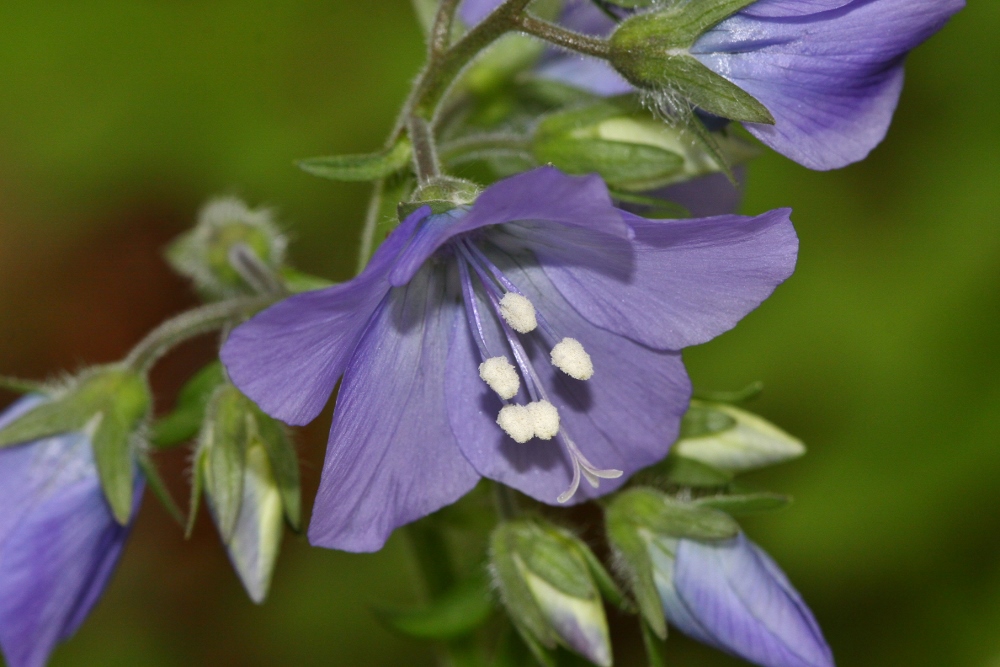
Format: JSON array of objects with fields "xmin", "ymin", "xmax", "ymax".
[
  {"xmin": 673, "ymin": 400, "xmax": 805, "ymax": 472},
  {"xmin": 280, "ymin": 268, "xmax": 335, "ymax": 293},
  {"xmin": 657, "ymin": 455, "xmax": 734, "ymax": 487},
  {"xmin": 491, "ymin": 522, "xmax": 559, "ymax": 649},
  {"xmin": 609, "ymin": 488, "xmax": 739, "ymax": 541},
  {"xmin": 0, "ymin": 376, "xmax": 47, "ymax": 395},
  {"xmin": 138, "ymin": 452, "xmax": 183, "ymax": 525},
  {"xmin": 199, "ymin": 385, "xmax": 249, "ymax": 541},
  {"xmin": 536, "ymin": 137, "xmax": 684, "ymax": 190},
  {"xmin": 604, "ymin": 508, "xmax": 665, "ymax": 637},
  {"xmin": 297, "ymin": 138, "xmax": 412, "ymax": 182},
  {"xmin": 576, "ymin": 540, "xmax": 631, "ymax": 612},
  {"xmin": 694, "ymin": 491, "xmax": 792, "ymax": 516},
  {"xmin": 605, "ymin": 0, "xmax": 659, "ymax": 8},
  {"xmin": 187, "ymin": 445, "xmax": 207, "ymax": 537},
  {"xmin": 0, "ymin": 369, "xmax": 154, "ymax": 525},
  {"xmin": 377, "ymin": 573, "xmax": 494, "ymax": 640},
  {"xmin": 252, "ymin": 404, "xmax": 302, "ymax": 530},
  {"xmin": 680, "ymin": 402, "xmax": 737, "ymax": 439},
  {"xmin": 150, "ymin": 362, "xmax": 226, "ymax": 449},
  {"xmin": 610, "ymin": 2, "xmax": 774, "ymax": 124},
  {"xmin": 640, "ymin": 618, "xmax": 667, "ymax": 667}
]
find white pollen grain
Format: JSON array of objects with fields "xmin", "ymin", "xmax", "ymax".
[
  {"xmin": 527, "ymin": 400, "xmax": 560, "ymax": 440},
  {"xmin": 497, "ymin": 404, "xmax": 534, "ymax": 443},
  {"xmin": 550, "ymin": 338, "xmax": 594, "ymax": 380},
  {"xmin": 499, "ymin": 293, "xmax": 537, "ymax": 333},
  {"xmin": 479, "ymin": 357, "xmax": 520, "ymax": 400}
]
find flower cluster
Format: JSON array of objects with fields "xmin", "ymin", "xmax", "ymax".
[{"xmin": 0, "ymin": 0, "xmax": 963, "ymax": 665}]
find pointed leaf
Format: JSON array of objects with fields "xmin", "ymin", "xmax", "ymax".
[
  {"xmin": 659, "ymin": 455, "xmax": 734, "ymax": 487},
  {"xmin": 694, "ymin": 492, "xmax": 792, "ymax": 516},
  {"xmin": 640, "ymin": 619, "xmax": 667, "ymax": 667},
  {"xmin": 604, "ymin": 514, "xmax": 665, "ymax": 637},
  {"xmin": 0, "ymin": 400, "xmax": 88, "ymax": 448},
  {"xmin": 252, "ymin": 407, "xmax": 301, "ymax": 530},
  {"xmin": 138, "ymin": 453, "xmax": 183, "ymax": 525},
  {"xmin": 187, "ymin": 446, "xmax": 207, "ymax": 537},
  {"xmin": 378, "ymin": 574, "xmax": 494, "ymax": 640},
  {"xmin": 297, "ymin": 138, "xmax": 412, "ymax": 182},
  {"xmin": 201, "ymin": 386, "xmax": 249, "ymax": 541}
]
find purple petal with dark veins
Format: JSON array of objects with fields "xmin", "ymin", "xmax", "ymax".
[
  {"xmin": 665, "ymin": 534, "xmax": 835, "ymax": 667},
  {"xmin": 307, "ymin": 265, "xmax": 481, "ymax": 552},
  {"xmin": 389, "ymin": 168, "xmax": 629, "ymax": 287},
  {"xmin": 222, "ymin": 206, "xmax": 431, "ymax": 426},
  {"xmin": 447, "ymin": 247, "xmax": 690, "ymax": 505},
  {"xmin": 517, "ymin": 208, "xmax": 797, "ymax": 351},
  {"xmin": 693, "ymin": 0, "xmax": 964, "ymax": 169},
  {"xmin": 741, "ymin": 0, "xmax": 853, "ymax": 17}
]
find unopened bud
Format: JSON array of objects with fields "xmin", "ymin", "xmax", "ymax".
[
  {"xmin": 490, "ymin": 520, "xmax": 613, "ymax": 667},
  {"xmin": 167, "ymin": 197, "xmax": 287, "ymax": 299}
]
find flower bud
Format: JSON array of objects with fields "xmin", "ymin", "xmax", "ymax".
[
  {"xmin": 398, "ymin": 176, "xmax": 482, "ymax": 219},
  {"xmin": 0, "ymin": 394, "xmax": 144, "ymax": 667},
  {"xmin": 192, "ymin": 384, "xmax": 301, "ymax": 603},
  {"xmin": 168, "ymin": 197, "xmax": 287, "ymax": 299},
  {"xmin": 675, "ymin": 400, "xmax": 805, "ymax": 473},
  {"xmin": 0, "ymin": 366, "xmax": 151, "ymax": 525},
  {"xmin": 647, "ymin": 533, "xmax": 834, "ymax": 667},
  {"xmin": 608, "ymin": 2, "xmax": 774, "ymax": 124},
  {"xmin": 490, "ymin": 519, "xmax": 613, "ymax": 667},
  {"xmin": 532, "ymin": 100, "xmax": 757, "ymax": 192},
  {"xmin": 604, "ymin": 487, "xmax": 739, "ymax": 637}
]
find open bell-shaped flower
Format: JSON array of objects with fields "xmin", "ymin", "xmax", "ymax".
[{"xmin": 221, "ymin": 166, "xmax": 798, "ymax": 552}]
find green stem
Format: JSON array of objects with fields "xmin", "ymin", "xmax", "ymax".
[
  {"xmin": 429, "ymin": 0, "xmax": 462, "ymax": 57},
  {"xmin": 124, "ymin": 296, "xmax": 278, "ymax": 373},
  {"xmin": 515, "ymin": 14, "xmax": 612, "ymax": 59}
]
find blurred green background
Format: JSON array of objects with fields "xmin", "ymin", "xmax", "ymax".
[{"xmin": 0, "ymin": 1, "xmax": 996, "ymax": 665}]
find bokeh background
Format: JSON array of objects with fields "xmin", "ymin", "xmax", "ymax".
[{"xmin": 0, "ymin": 1, "xmax": 997, "ymax": 665}]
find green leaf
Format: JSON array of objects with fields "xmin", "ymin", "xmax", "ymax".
[
  {"xmin": 609, "ymin": 190, "xmax": 691, "ymax": 219},
  {"xmin": 491, "ymin": 523, "xmax": 559, "ymax": 648},
  {"xmin": 138, "ymin": 452, "xmax": 183, "ymax": 525},
  {"xmin": 535, "ymin": 137, "xmax": 684, "ymax": 190},
  {"xmin": 297, "ymin": 138, "xmax": 412, "ymax": 182},
  {"xmin": 694, "ymin": 492, "xmax": 792, "ymax": 516},
  {"xmin": 92, "ymin": 371, "xmax": 151, "ymax": 525},
  {"xmin": 201, "ymin": 385, "xmax": 250, "ymax": 541},
  {"xmin": 693, "ymin": 381, "xmax": 764, "ymax": 404},
  {"xmin": 150, "ymin": 362, "xmax": 225, "ymax": 448},
  {"xmin": 186, "ymin": 446, "xmax": 206, "ymax": 537},
  {"xmin": 575, "ymin": 540, "xmax": 631, "ymax": 612},
  {"xmin": 378, "ymin": 574, "xmax": 494, "ymax": 640},
  {"xmin": 0, "ymin": 376, "xmax": 46, "ymax": 395}
]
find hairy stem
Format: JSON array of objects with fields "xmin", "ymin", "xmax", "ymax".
[
  {"xmin": 430, "ymin": 0, "xmax": 462, "ymax": 56},
  {"xmin": 124, "ymin": 296, "xmax": 277, "ymax": 373},
  {"xmin": 515, "ymin": 14, "xmax": 611, "ymax": 59}
]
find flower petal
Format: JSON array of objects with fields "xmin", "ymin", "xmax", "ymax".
[
  {"xmin": 0, "ymin": 433, "xmax": 139, "ymax": 667},
  {"xmin": 672, "ymin": 534, "xmax": 835, "ymax": 667},
  {"xmin": 693, "ymin": 0, "xmax": 964, "ymax": 169},
  {"xmin": 222, "ymin": 207, "xmax": 429, "ymax": 426},
  {"xmin": 448, "ymin": 248, "xmax": 690, "ymax": 505},
  {"xmin": 522, "ymin": 208, "xmax": 797, "ymax": 351},
  {"xmin": 307, "ymin": 266, "xmax": 481, "ymax": 552},
  {"xmin": 389, "ymin": 168, "xmax": 630, "ymax": 287},
  {"xmin": 636, "ymin": 169, "xmax": 746, "ymax": 218},
  {"xmin": 535, "ymin": 57, "xmax": 634, "ymax": 97},
  {"xmin": 741, "ymin": 0, "xmax": 853, "ymax": 18}
]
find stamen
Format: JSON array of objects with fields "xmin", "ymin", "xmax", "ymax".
[
  {"xmin": 499, "ymin": 292, "xmax": 537, "ymax": 334},
  {"xmin": 479, "ymin": 357, "xmax": 520, "ymax": 400},
  {"xmin": 550, "ymin": 338, "xmax": 594, "ymax": 381},
  {"xmin": 497, "ymin": 404, "xmax": 534, "ymax": 443},
  {"xmin": 527, "ymin": 400, "xmax": 560, "ymax": 440}
]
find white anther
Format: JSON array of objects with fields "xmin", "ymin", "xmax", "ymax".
[
  {"xmin": 527, "ymin": 400, "xmax": 560, "ymax": 440},
  {"xmin": 550, "ymin": 338, "xmax": 594, "ymax": 380},
  {"xmin": 497, "ymin": 405, "xmax": 534, "ymax": 443},
  {"xmin": 479, "ymin": 356, "xmax": 520, "ymax": 400},
  {"xmin": 499, "ymin": 292, "xmax": 537, "ymax": 334}
]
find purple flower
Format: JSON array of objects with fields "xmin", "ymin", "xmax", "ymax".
[
  {"xmin": 649, "ymin": 532, "xmax": 834, "ymax": 667},
  {"xmin": 690, "ymin": 0, "xmax": 964, "ymax": 169},
  {"xmin": 221, "ymin": 167, "xmax": 797, "ymax": 552},
  {"xmin": 0, "ymin": 396, "xmax": 142, "ymax": 667},
  {"xmin": 462, "ymin": 0, "xmax": 963, "ymax": 169}
]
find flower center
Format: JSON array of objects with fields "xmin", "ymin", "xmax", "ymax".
[{"xmin": 455, "ymin": 239, "xmax": 622, "ymax": 503}]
